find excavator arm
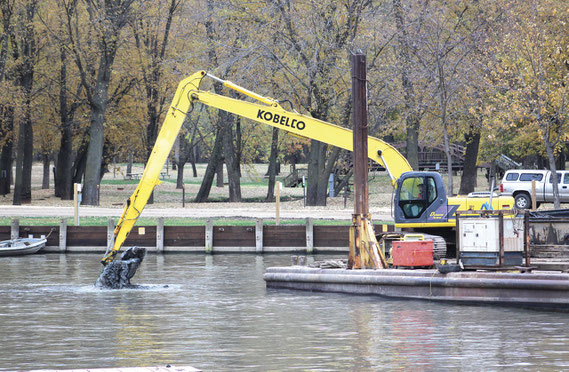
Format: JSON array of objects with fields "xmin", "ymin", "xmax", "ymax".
[
  {"xmin": 101, "ymin": 72, "xmax": 205, "ymax": 265},
  {"xmin": 102, "ymin": 70, "xmax": 411, "ymax": 265},
  {"xmin": 193, "ymin": 72, "xmax": 412, "ymax": 182}
]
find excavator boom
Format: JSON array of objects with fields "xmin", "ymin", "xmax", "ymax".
[
  {"xmin": 101, "ymin": 72, "xmax": 204, "ymax": 265},
  {"xmin": 198, "ymin": 73, "xmax": 412, "ymax": 182},
  {"xmin": 102, "ymin": 70, "xmax": 411, "ymax": 265}
]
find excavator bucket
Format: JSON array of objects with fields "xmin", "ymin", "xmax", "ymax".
[{"xmin": 95, "ymin": 247, "xmax": 146, "ymax": 289}]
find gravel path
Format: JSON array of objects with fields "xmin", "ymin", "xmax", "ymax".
[{"xmin": 0, "ymin": 204, "xmax": 393, "ymax": 221}]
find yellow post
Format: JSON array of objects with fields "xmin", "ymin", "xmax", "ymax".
[
  {"xmin": 73, "ymin": 183, "xmax": 81, "ymax": 226},
  {"xmin": 276, "ymin": 181, "xmax": 281, "ymax": 225},
  {"xmin": 531, "ymin": 180, "xmax": 537, "ymax": 210}
]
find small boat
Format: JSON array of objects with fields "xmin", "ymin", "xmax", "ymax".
[{"xmin": 0, "ymin": 238, "xmax": 47, "ymax": 256}]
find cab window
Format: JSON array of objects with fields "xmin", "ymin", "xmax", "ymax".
[
  {"xmin": 426, "ymin": 177, "xmax": 437, "ymax": 203},
  {"xmin": 399, "ymin": 177, "xmax": 437, "ymax": 218},
  {"xmin": 505, "ymin": 173, "xmax": 519, "ymax": 181},
  {"xmin": 549, "ymin": 173, "xmax": 562, "ymax": 183},
  {"xmin": 400, "ymin": 178, "xmax": 424, "ymax": 201},
  {"xmin": 520, "ymin": 173, "xmax": 543, "ymax": 181}
]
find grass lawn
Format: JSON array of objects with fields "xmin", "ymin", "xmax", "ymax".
[{"xmin": 0, "ymin": 216, "xmax": 354, "ymax": 227}]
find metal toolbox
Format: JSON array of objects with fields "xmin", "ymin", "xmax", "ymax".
[{"xmin": 392, "ymin": 240, "xmax": 434, "ymax": 267}]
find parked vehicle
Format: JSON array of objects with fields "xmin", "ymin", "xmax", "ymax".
[{"xmin": 500, "ymin": 169, "xmax": 569, "ymax": 209}]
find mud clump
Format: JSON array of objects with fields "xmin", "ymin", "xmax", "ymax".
[{"xmin": 95, "ymin": 247, "xmax": 146, "ymax": 289}]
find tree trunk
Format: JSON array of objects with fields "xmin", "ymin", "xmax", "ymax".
[
  {"xmin": 176, "ymin": 159, "xmax": 185, "ymax": 189},
  {"xmin": 72, "ymin": 137, "xmax": 88, "ymax": 185},
  {"xmin": 0, "ymin": 106, "xmax": 13, "ymax": 196},
  {"xmin": 13, "ymin": 117, "xmax": 26, "ymax": 205},
  {"xmin": 13, "ymin": 93, "xmax": 34, "ymax": 205},
  {"xmin": 12, "ymin": 1, "xmax": 37, "ymax": 205},
  {"xmin": 394, "ymin": 0, "xmax": 420, "ymax": 170},
  {"xmin": 459, "ymin": 128, "xmax": 481, "ymax": 195},
  {"xmin": 437, "ymin": 55, "xmax": 453, "ymax": 196},
  {"xmin": 556, "ymin": 150, "xmax": 565, "ymax": 170},
  {"xmin": 221, "ymin": 112, "xmax": 241, "ymax": 202},
  {"xmin": 173, "ymin": 136, "xmax": 180, "ymax": 173},
  {"xmin": 265, "ymin": 128, "xmax": 279, "ymax": 202},
  {"xmin": 195, "ymin": 127, "xmax": 224, "ymax": 202},
  {"xmin": 191, "ymin": 147, "xmax": 198, "ymax": 177},
  {"xmin": 306, "ymin": 140, "xmax": 328, "ymax": 206},
  {"xmin": 83, "ymin": 99, "xmax": 106, "ymax": 205},
  {"xmin": 334, "ymin": 168, "xmax": 353, "ymax": 196},
  {"xmin": 55, "ymin": 117, "xmax": 74, "ymax": 199},
  {"xmin": 55, "ymin": 47, "xmax": 75, "ymax": 200},
  {"xmin": 127, "ymin": 152, "xmax": 133, "ymax": 175},
  {"xmin": 216, "ymin": 158, "xmax": 224, "ymax": 187},
  {"xmin": 21, "ymin": 106, "xmax": 33, "ymax": 202},
  {"xmin": 443, "ymin": 125, "xmax": 453, "ymax": 196},
  {"xmin": 42, "ymin": 154, "xmax": 50, "ymax": 189},
  {"xmin": 545, "ymin": 140, "xmax": 561, "ymax": 209},
  {"xmin": 0, "ymin": 2, "xmax": 13, "ymax": 197},
  {"xmin": 316, "ymin": 143, "xmax": 329, "ymax": 204},
  {"xmin": 235, "ymin": 115, "xmax": 242, "ymax": 178},
  {"xmin": 175, "ymin": 138, "xmax": 183, "ymax": 189}
]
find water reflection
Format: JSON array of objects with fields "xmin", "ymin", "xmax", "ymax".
[{"xmin": 0, "ymin": 253, "xmax": 569, "ymax": 371}]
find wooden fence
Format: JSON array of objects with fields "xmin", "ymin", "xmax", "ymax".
[{"xmin": 0, "ymin": 218, "xmax": 395, "ymax": 254}]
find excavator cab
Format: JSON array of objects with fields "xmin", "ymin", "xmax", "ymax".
[{"xmin": 394, "ymin": 172, "xmax": 449, "ymax": 224}]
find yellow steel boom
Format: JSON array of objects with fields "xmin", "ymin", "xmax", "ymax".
[{"xmin": 102, "ymin": 70, "xmax": 411, "ymax": 264}]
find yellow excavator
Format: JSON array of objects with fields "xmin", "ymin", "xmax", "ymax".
[{"xmin": 101, "ymin": 70, "xmax": 514, "ymax": 268}]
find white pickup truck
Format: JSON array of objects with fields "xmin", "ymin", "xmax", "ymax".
[{"xmin": 500, "ymin": 169, "xmax": 569, "ymax": 209}]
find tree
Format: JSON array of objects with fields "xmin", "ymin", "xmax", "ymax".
[
  {"xmin": 63, "ymin": 0, "xmax": 137, "ymax": 205},
  {"xmin": 269, "ymin": 0, "xmax": 372, "ymax": 206},
  {"xmin": 54, "ymin": 44, "xmax": 84, "ymax": 199},
  {"xmin": 0, "ymin": 0, "xmax": 14, "ymax": 196},
  {"xmin": 265, "ymin": 127, "xmax": 279, "ymax": 202},
  {"xmin": 491, "ymin": 0, "xmax": 569, "ymax": 208},
  {"xmin": 392, "ymin": 0, "xmax": 421, "ymax": 171},
  {"xmin": 195, "ymin": 0, "xmax": 261, "ymax": 202},
  {"xmin": 419, "ymin": 3, "xmax": 491, "ymax": 195},
  {"xmin": 11, "ymin": 0, "xmax": 40, "ymax": 205},
  {"xmin": 40, "ymin": 1, "xmax": 87, "ymax": 199},
  {"xmin": 131, "ymin": 0, "xmax": 181, "ymax": 203}
]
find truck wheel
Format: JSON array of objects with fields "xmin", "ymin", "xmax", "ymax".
[{"xmin": 514, "ymin": 193, "xmax": 531, "ymax": 209}]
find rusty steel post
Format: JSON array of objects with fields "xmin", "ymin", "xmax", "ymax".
[
  {"xmin": 351, "ymin": 52, "xmax": 369, "ymax": 216},
  {"xmin": 524, "ymin": 210, "xmax": 531, "ymax": 267},
  {"xmin": 499, "ymin": 211, "xmax": 504, "ymax": 266},
  {"xmin": 347, "ymin": 52, "xmax": 388, "ymax": 269},
  {"xmin": 349, "ymin": 52, "xmax": 368, "ymax": 269},
  {"xmin": 456, "ymin": 212, "xmax": 461, "ymax": 263}
]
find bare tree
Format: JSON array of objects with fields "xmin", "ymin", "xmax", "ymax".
[
  {"xmin": 64, "ymin": 0, "xmax": 137, "ymax": 205},
  {"xmin": 0, "ymin": 0, "xmax": 14, "ymax": 196},
  {"xmin": 195, "ymin": 0, "xmax": 244, "ymax": 202},
  {"xmin": 132, "ymin": 0, "xmax": 181, "ymax": 203},
  {"xmin": 12, "ymin": 0, "xmax": 39, "ymax": 205},
  {"xmin": 405, "ymin": 3, "xmax": 488, "ymax": 195},
  {"xmin": 270, "ymin": 0, "xmax": 371, "ymax": 206},
  {"xmin": 497, "ymin": 2, "xmax": 569, "ymax": 208},
  {"xmin": 392, "ymin": 0, "xmax": 422, "ymax": 170}
]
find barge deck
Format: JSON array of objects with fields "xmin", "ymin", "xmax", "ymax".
[{"xmin": 264, "ymin": 266, "xmax": 569, "ymax": 310}]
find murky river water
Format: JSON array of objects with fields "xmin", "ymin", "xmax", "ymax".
[{"xmin": 1, "ymin": 253, "xmax": 569, "ymax": 371}]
